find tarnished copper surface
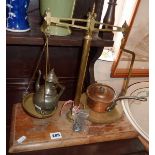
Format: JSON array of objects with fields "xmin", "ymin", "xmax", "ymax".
[
  {"xmin": 81, "ymin": 93, "xmax": 123, "ymax": 124},
  {"xmin": 86, "ymin": 83, "xmax": 116, "ymax": 113}
]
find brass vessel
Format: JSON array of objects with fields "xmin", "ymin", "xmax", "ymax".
[{"xmin": 33, "ymin": 69, "xmax": 65, "ymax": 115}]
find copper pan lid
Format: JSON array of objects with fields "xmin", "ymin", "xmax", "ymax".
[{"xmin": 86, "ymin": 83, "xmax": 116, "ymax": 103}]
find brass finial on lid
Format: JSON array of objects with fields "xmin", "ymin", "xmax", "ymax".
[{"xmin": 44, "ymin": 68, "xmax": 59, "ymax": 83}]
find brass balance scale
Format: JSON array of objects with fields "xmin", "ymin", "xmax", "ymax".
[{"xmin": 22, "ymin": 4, "xmax": 137, "ymax": 123}]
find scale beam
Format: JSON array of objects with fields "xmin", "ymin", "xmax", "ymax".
[
  {"xmin": 41, "ymin": 10, "xmax": 128, "ymax": 36},
  {"xmin": 41, "ymin": 6, "xmax": 129, "ymax": 106}
]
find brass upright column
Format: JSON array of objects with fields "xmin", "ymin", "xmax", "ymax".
[
  {"xmin": 74, "ymin": 34, "xmax": 92, "ymax": 105},
  {"xmin": 74, "ymin": 5, "xmax": 96, "ymax": 106}
]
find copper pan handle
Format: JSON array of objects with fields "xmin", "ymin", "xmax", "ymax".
[{"xmin": 106, "ymin": 96, "xmax": 147, "ymax": 112}]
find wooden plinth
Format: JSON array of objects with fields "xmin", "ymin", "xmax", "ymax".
[{"xmin": 9, "ymin": 102, "xmax": 138, "ymax": 153}]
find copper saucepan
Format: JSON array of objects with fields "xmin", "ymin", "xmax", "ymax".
[{"xmin": 86, "ymin": 83, "xmax": 147, "ymax": 113}]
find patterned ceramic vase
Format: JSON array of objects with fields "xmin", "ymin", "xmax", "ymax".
[
  {"xmin": 6, "ymin": 0, "xmax": 30, "ymax": 32},
  {"xmin": 40, "ymin": 0, "xmax": 76, "ymax": 36}
]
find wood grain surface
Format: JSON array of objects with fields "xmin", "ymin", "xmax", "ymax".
[{"xmin": 9, "ymin": 102, "xmax": 138, "ymax": 153}]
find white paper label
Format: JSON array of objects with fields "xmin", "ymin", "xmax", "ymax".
[
  {"xmin": 17, "ymin": 136, "xmax": 26, "ymax": 144},
  {"xmin": 50, "ymin": 132, "xmax": 62, "ymax": 140}
]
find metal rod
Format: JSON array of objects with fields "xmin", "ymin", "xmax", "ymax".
[
  {"xmin": 106, "ymin": 95, "xmax": 147, "ymax": 112},
  {"xmin": 43, "ymin": 36, "xmax": 49, "ymax": 112},
  {"xmin": 24, "ymin": 39, "xmax": 47, "ymax": 95},
  {"xmin": 42, "ymin": 9, "xmax": 126, "ymax": 36},
  {"xmin": 74, "ymin": 34, "xmax": 92, "ymax": 105},
  {"xmin": 45, "ymin": 36, "xmax": 49, "ymax": 81},
  {"xmin": 74, "ymin": 3, "xmax": 95, "ymax": 106},
  {"xmin": 120, "ymin": 48, "xmax": 135, "ymax": 96}
]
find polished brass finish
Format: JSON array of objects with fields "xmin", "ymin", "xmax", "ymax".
[
  {"xmin": 74, "ymin": 35, "xmax": 92, "ymax": 105},
  {"xmin": 41, "ymin": 8, "xmax": 128, "ymax": 36},
  {"xmin": 121, "ymin": 21, "xmax": 129, "ymax": 39},
  {"xmin": 22, "ymin": 2, "xmax": 129, "ymax": 118},
  {"xmin": 41, "ymin": 4, "xmax": 129, "ymax": 107},
  {"xmin": 74, "ymin": 5, "xmax": 96, "ymax": 105},
  {"xmin": 120, "ymin": 49, "xmax": 135, "ymax": 96},
  {"xmin": 106, "ymin": 49, "xmax": 146, "ymax": 112}
]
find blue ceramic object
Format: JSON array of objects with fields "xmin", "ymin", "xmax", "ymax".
[{"xmin": 6, "ymin": 0, "xmax": 30, "ymax": 32}]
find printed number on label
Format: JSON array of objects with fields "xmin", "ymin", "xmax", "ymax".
[{"xmin": 50, "ymin": 132, "xmax": 62, "ymax": 140}]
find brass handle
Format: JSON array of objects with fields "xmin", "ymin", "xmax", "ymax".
[
  {"xmin": 106, "ymin": 96, "xmax": 147, "ymax": 112},
  {"xmin": 120, "ymin": 49, "xmax": 135, "ymax": 96}
]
